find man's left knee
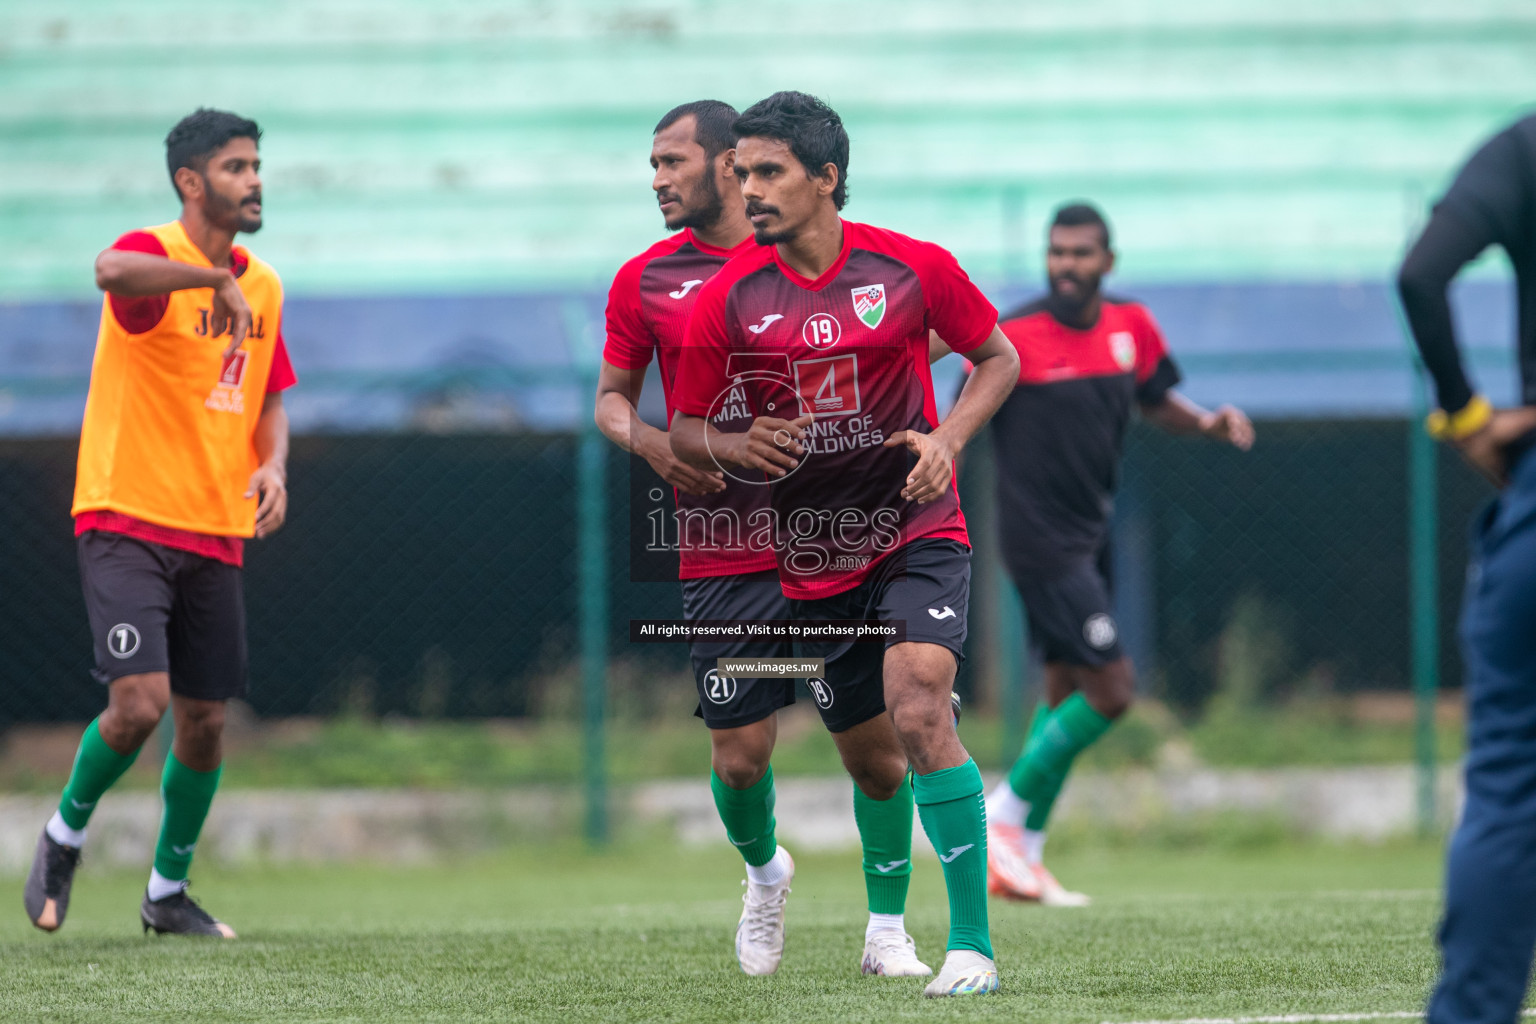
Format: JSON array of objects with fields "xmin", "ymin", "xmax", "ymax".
[
  {"xmin": 174, "ymin": 699, "xmax": 226, "ymax": 746},
  {"xmin": 844, "ymin": 753, "xmax": 907, "ymax": 801},
  {"xmin": 1080, "ymin": 658, "xmax": 1135, "ymax": 720}
]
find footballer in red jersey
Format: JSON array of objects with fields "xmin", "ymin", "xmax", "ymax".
[
  {"xmin": 26, "ymin": 108, "xmax": 292, "ymax": 942},
  {"xmin": 595, "ymin": 101, "xmax": 930, "ymax": 981},
  {"xmin": 671, "ymin": 91, "xmax": 1020, "ymax": 998},
  {"xmin": 971, "ymin": 203, "xmax": 1253, "ymax": 907}
]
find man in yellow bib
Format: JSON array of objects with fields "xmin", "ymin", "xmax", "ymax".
[{"xmin": 25, "ymin": 108, "xmax": 294, "ymax": 938}]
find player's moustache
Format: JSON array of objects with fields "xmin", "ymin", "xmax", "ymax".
[
  {"xmin": 657, "ymin": 190, "xmax": 682, "ymax": 206},
  {"xmin": 242, "ymin": 191, "xmax": 262, "ymax": 206},
  {"xmin": 746, "ymin": 201, "xmax": 779, "ymax": 218}
]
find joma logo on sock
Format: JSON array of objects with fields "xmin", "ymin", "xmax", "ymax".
[
  {"xmin": 873, "ymin": 859, "xmax": 908, "ymax": 873},
  {"xmin": 939, "ymin": 844, "xmax": 974, "ymax": 863}
]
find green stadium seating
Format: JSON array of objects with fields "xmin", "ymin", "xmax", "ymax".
[{"xmin": 3, "ymin": 0, "xmax": 1535, "ymax": 298}]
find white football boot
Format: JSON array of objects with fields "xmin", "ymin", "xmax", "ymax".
[
  {"xmin": 1032, "ymin": 862, "xmax": 1092, "ymax": 907},
  {"xmin": 923, "ymin": 949, "xmax": 999, "ymax": 997},
  {"xmin": 860, "ymin": 930, "xmax": 932, "ymax": 977},
  {"xmin": 735, "ymin": 849, "xmax": 794, "ymax": 975}
]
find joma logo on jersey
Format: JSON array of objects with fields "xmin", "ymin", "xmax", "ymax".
[
  {"xmin": 195, "ymin": 310, "xmax": 266, "ymax": 340},
  {"xmin": 850, "ymin": 284, "xmax": 886, "ymax": 329},
  {"xmin": 794, "ymin": 354, "xmax": 861, "ymax": 418},
  {"xmin": 205, "ymin": 350, "xmax": 248, "ymax": 414}
]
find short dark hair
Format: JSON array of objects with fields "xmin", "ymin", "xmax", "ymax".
[
  {"xmin": 165, "ymin": 108, "xmax": 262, "ymax": 201},
  {"xmin": 733, "ymin": 91, "xmax": 849, "ymax": 210},
  {"xmin": 1052, "ymin": 202, "xmax": 1112, "ymax": 250},
  {"xmin": 654, "ymin": 100, "xmax": 739, "ymax": 160}
]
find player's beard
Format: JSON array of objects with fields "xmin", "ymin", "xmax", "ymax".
[
  {"xmin": 745, "ymin": 201, "xmax": 792, "ymax": 245},
  {"xmin": 204, "ymin": 177, "xmax": 263, "ymax": 234},
  {"xmin": 665, "ymin": 170, "xmax": 725, "ymax": 233},
  {"xmin": 1048, "ymin": 272, "xmax": 1099, "ymax": 319}
]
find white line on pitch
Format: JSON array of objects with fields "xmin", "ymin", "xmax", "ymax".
[{"xmin": 1104, "ymin": 1011, "xmax": 1536, "ymax": 1024}]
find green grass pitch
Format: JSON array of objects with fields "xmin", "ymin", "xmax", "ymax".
[{"xmin": 2, "ymin": 840, "xmax": 1448, "ymax": 1023}]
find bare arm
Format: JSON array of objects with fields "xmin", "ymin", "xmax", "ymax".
[
  {"xmin": 95, "ymin": 249, "xmax": 252, "ymax": 356},
  {"xmin": 671, "ymin": 409, "xmax": 814, "ymax": 478},
  {"xmin": 669, "ymin": 413, "xmax": 716, "ymax": 471},
  {"xmin": 930, "ymin": 328, "xmax": 1018, "ymax": 456},
  {"xmin": 927, "ymin": 330, "xmax": 950, "ymax": 364},
  {"xmin": 594, "ymin": 360, "xmax": 723, "ymax": 495},
  {"xmin": 1140, "ymin": 390, "xmax": 1254, "ymax": 450},
  {"xmin": 96, "ymin": 250, "xmax": 228, "ymax": 296},
  {"xmin": 886, "ymin": 326, "xmax": 1020, "ymax": 502},
  {"xmin": 246, "ymin": 392, "xmax": 290, "ymax": 538}
]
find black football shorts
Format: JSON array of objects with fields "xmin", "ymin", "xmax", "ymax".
[
  {"xmin": 1011, "ymin": 544, "xmax": 1123, "ymax": 667},
  {"xmin": 789, "ymin": 537, "xmax": 971, "ymax": 733},
  {"xmin": 681, "ymin": 569, "xmax": 797, "ymax": 729},
  {"xmin": 77, "ymin": 530, "xmax": 248, "ymax": 700}
]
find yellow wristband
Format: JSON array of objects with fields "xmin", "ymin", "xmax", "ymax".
[{"xmin": 1426, "ymin": 394, "xmax": 1493, "ymax": 441}]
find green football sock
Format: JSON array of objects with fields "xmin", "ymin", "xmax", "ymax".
[
  {"xmin": 1007, "ymin": 693, "xmax": 1114, "ymax": 831},
  {"xmin": 57, "ymin": 718, "xmax": 140, "ymax": 831},
  {"xmin": 854, "ymin": 773, "xmax": 914, "ymax": 915},
  {"xmin": 914, "ymin": 759, "xmax": 992, "ymax": 958},
  {"xmin": 152, "ymin": 753, "xmax": 222, "ymax": 882},
  {"xmin": 711, "ymin": 766, "xmax": 778, "ymax": 868},
  {"xmin": 1022, "ymin": 699, "xmax": 1052, "ymax": 754},
  {"xmin": 1005, "ymin": 699, "xmax": 1068, "ymax": 829}
]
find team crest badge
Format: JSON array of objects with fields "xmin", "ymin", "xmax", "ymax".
[
  {"xmin": 851, "ymin": 284, "xmax": 886, "ymax": 329},
  {"xmin": 1109, "ymin": 331, "xmax": 1136, "ymax": 371}
]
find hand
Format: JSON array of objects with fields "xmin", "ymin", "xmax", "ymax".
[
  {"xmin": 245, "ymin": 463, "xmax": 288, "ymax": 538},
  {"xmin": 639, "ymin": 431, "xmax": 725, "ymax": 496},
  {"xmin": 884, "ymin": 429, "xmax": 956, "ymax": 503},
  {"xmin": 1455, "ymin": 406, "xmax": 1536, "ymax": 489},
  {"xmin": 720, "ymin": 414, "xmax": 814, "ymax": 477},
  {"xmin": 212, "ymin": 274, "xmax": 253, "ymax": 358},
  {"xmin": 1200, "ymin": 405, "xmax": 1255, "ymax": 451}
]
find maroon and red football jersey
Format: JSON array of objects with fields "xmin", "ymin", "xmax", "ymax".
[
  {"xmin": 672, "ymin": 220, "xmax": 997, "ymax": 600},
  {"xmin": 604, "ymin": 228, "xmax": 777, "ymax": 580}
]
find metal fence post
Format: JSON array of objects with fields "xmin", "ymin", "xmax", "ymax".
[
  {"xmin": 997, "ymin": 568, "xmax": 1028, "ymax": 771},
  {"xmin": 567, "ymin": 301, "xmax": 608, "ymax": 846},
  {"xmin": 578, "ymin": 423, "xmax": 609, "ymax": 845},
  {"xmin": 995, "ymin": 182, "xmax": 1030, "ymax": 765},
  {"xmin": 1409, "ymin": 376, "xmax": 1440, "ymax": 834},
  {"xmin": 1398, "ymin": 186, "xmax": 1440, "ymax": 835}
]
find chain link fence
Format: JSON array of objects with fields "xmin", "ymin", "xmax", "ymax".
[
  {"xmin": 0, "ymin": 415, "xmax": 1493, "ymax": 732},
  {"xmin": 1115, "ymin": 420, "xmax": 1485, "ymax": 710}
]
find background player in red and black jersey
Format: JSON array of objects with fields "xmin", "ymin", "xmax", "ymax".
[
  {"xmin": 594, "ymin": 101, "xmax": 927, "ymax": 979},
  {"xmin": 974, "ymin": 203, "xmax": 1253, "ymax": 906},
  {"xmin": 671, "ymin": 91, "xmax": 1021, "ymax": 997}
]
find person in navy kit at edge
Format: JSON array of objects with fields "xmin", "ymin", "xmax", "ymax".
[{"xmin": 1399, "ymin": 113, "xmax": 1536, "ymax": 1024}]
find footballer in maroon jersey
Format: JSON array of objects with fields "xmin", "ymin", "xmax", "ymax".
[
  {"xmin": 594, "ymin": 102, "xmax": 791, "ymax": 762},
  {"xmin": 671, "ymin": 91, "xmax": 1019, "ymax": 996},
  {"xmin": 972, "ymin": 202, "xmax": 1253, "ymax": 907},
  {"xmin": 597, "ymin": 101, "xmax": 939, "ymax": 981}
]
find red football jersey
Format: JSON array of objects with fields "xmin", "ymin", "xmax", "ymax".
[
  {"xmin": 604, "ymin": 229, "xmax": 776, "ymax": 579},
  {"xmin": 989, "ymin": 295, "xmax": 1182, "ymax": 574},
  {"xmin": 673, "ymin": 220, "xmax": 997, "ymax": 600}
]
